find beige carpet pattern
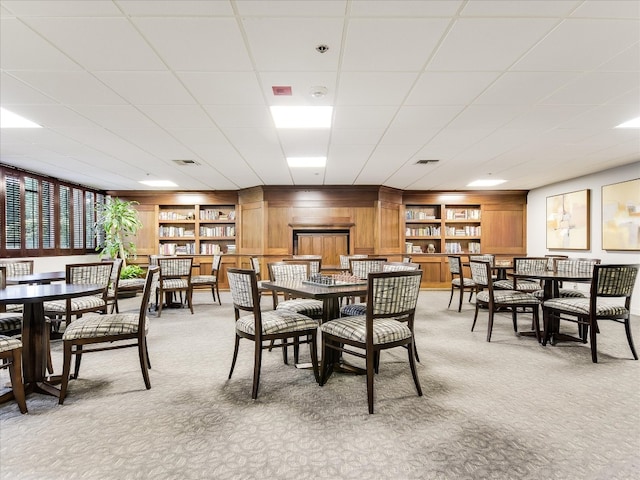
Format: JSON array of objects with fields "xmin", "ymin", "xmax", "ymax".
[{"xmin": 1, "ymin": 290, "xmax": 638, "ymax": 480}]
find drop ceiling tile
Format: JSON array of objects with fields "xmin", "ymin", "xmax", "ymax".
[
  {"xmin": 1, "ymin": 1, "xmax": 120, "ymax": 16},
  {"xmin": 137, "ymin": 105, "xmax": 216, "ymax": 129},
  {"xmin": 330, "ymin": 129, "xmax": 384, "ymax": 145},
  {"xmin": 53, "ymin": 127, "xmax": 157, "ymax": 159},
  {"xmin": 418, "ymin": 128, "xmax": 495, "ymax": 159},
  {"xmin": 9, "ymin": 71, "xmax": 127, "ymax": 105},
  {"xmin": 242, "ymin": 17, "xmax": 343, "ymax": 71},
  {"xmin": 336, "ymin": 72, "xmax": 417, "ymax": 106},
  {"xmin": 23, "ymin": 17, "xmax": 165, "ymax": 71},
  {"xmin": 607, "ymin": 87, "xmax": 640, "ymax": 106},
  {"xmin": 118, "ymin": 0, "xmax": 234, "ymax": 16},
  {"xmin": 380, "ymin": 127, "xmax": 440, "ymax": 146},
  {"xmin": 332, "ymin": 106, "xmax": 397, "ymax": 129},
  {"xmin": 277, "ymin": 129, "xmax": 331, "ymax": 156},
  {"xmin": 460, "ymin": 0, "xmax": 580, "ymax": 17},
  {"xmin": 177, "ymin": 72, "xmax": 264, "ymax": 105},
  {"xmin": 236, "ymin": 0, "xmax": 346, "ymax": 16},
  {"xmin": 341, "ymin": 18, "xmax": 450, "ymax": 71},
  {"xmin": 514, "ymin": 19, "xmax": 640, "ymax": 71},
  {"xmin": 290, "ymin": 168, "xmax": 326, "ymax": 185},
  {"xmin": 559, "ymin": 104, "xmax": 640, "ymax": 129},
  {"xmin": 259, "ymin": 72, "xmax": 337, "ymax": 106},
  {"xmin": 474, "ymin": 72, "xmax": 580, "ymax": 105},
  {"xmin": 95, "ymin": 71, "xmax": 195, "ymax": 105},
  {"xmin": 0, "ymin": 18, "xmax": 82, "ymax": 71},
  {"xmin": 109, "ymin": 128, "xmax": 196, "ymax": 159},
  {"xmin": 4, "ymin": 104, "xmax": 98, "ymax": 128},
  {"xmin": 71, "ymin": 105, "xmax": 159, "ymax": 130},
  {"xmin": 0, "ymin": 73, "xmax": 58, "ymax": 104},
  {"xmin": 598, "ymin": 42, "xmax": 640, "ymax": 72},
  {"xmin": 350, "ymin": 0, "xmax": 462, "ymax": 16},
  {"xmin": 406, "ymin": 72, "xmax": 500, "ymax": 106},
  {"xmin": 541, "ymin": 72, "xmax": 640, "ymax": 105},
  {"xmin": 325, "ymin": 144, "xmax": 373, "ymax": 184},
  {"xmin": 570, "ymin": 0, "xmax": 640, "ymax": 18},
  {"xmin": 428, "ymin": 18, "xmax": 557, "ymax": 71},
  {"xmin": 391, "ymin": 106, "xmax": 465, "ymax": 129},
  {"xmin": 355, "ymin": 144, "xmax": 421, "ymax": 184},
  {"xmin": 203, "ymin": 105, "xmax": 273, "ymax": 129},
  {"xmin": 504, "ymin": 105, "xmax": 591, "ymax": 129},
  {"xmin": 132, "ymin": 17, "xmax": 252, "ymax": 71},
  {"xmin": 446, "ymin": 105, "xmax": 527, "ymax": 129}
]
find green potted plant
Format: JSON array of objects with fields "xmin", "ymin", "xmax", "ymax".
[{"xmin": 95, "ymin": 197, "xmax": 143, "ymax": 270}]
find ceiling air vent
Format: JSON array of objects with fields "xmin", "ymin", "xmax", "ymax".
[
  {"xmin": 415, "ymin": 159, "xmax": 440, "ymax": 165},
  {"xmin": 172, "ymin": 159, "xmax": 200, "ymax": 166}
]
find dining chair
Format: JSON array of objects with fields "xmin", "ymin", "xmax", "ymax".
[
  {"xmin": 0, "ymin": 259, "xmax": 34, "ymax": 312},
  {"xmin": 0, "ymin": 335, "xmax": 27, "ymax": 414},
  {"xmin": 469, "ymin": 260, "xmax": 541, "ymax": 342},
  {"xmin": 268, "ymin": 261, "xmax": 323, "ymax": 319},
  {"xmin": 319, "ymin": 269, "xmax": 423, "ymax": 414},
  {"xmin": 339, "ymin": 254, "xmax": 368, "ymax": 270},
  {"xmin": 542, "ymin": 264, "xmax": 638, "ymax": 362},
  {"xmin": 191, "ymin": 254, "xmax": 222, "ymax": 305},
  {"xmin": 548, "ymin": 258, "xmax": 601, "ymax": 299},
  {"xmin": 468, "ymin": 254, "xmax": 498, "ymax": 280},
  {"xmin": 289, "ymin": 255, "xmax": 322, "ymax": 274},
  {"xmin": 227, "ymin": 268, "xmax": 319, "ymax": 399},
  {"xmin": 103, "ymin": 258, "xmax": 123, "ymax": 314},
  {"xmin": 43, "ymin": 262, "xmax": 113, "ymax": 329},
  {"xmin": 156, "ymin": 256, "xmax": 194, "ymax": 317},
  {"xmin": 58, "ymin": 266, "xmax": 160, "ymax": 404},
  {"xmin": 493, "ymin": 257, "xmax": 547, "ymax": 293},
  {"xmin": 340, "ymin": 257, "xmax": 388, "ymax": 315},
  {"xmin": 250, "ymin": 257, "xmax": 276, "ymax": 309},
  {"xmin": 447, "ymin": 255, "xmax": 477, "ymax": 312}
]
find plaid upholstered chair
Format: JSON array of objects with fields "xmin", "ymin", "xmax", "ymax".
[
  {"xmin": 44, "ymin": 262, "xmax": 113, "ymax": 329},
  {"xmin": 191, "ymin": 254, "xmax": 222, "ymax": 305},
  {"xmin": 58, "ymin": 267, "xmax": 159, "ymax": 404},
  {"xmin": 227, "ymin": 268, "xmax": 319, "ymax": 399},
  {"xmin": 447, "ymin": 255, "xmax": 477, "ymax": 312},
  {"xmin": 250, "ymin": 257, "xmax": 276, "ymax": 309},
  {"xmin": 319, "ymin": 269, "xmax": 423, "ymax": 414},
  {"xmin": 339, "ymin": 254, "xmax": 367, "ymax": 270},
  {"xmin": 289, "ymin": 255, "xmax": 322, "ymax": 274},
  {"xmin": 268, "ymin": 261, "xmax": 323, "ymax": 320},
  {"xmin": 542, "ymin": 264, "xmax": 638, "ymax": 363},
  {"xmin": 156, "ymin": 257, "xmax": 194, "ymax": 317},
  {"xmin": 0, "ymin": 335, "xmax": 27, "ymax": 413},
  {"xmin": 546, "ymin": 258, "xmax": 601, "ymax": 299},
  {"xmin": 0, "ymin": 260, "xmax": 34, "ymax": 312},
  {"xmin": 494, "ymin": 257, "xmax": 546, "ymax": 293},
  {"xmin": 339, "ymin": 258, "xmax": 388, "ymax": 317},
  {"xmin": 469, "ymin": 260, "xmax": 541, "ymax": 342}
]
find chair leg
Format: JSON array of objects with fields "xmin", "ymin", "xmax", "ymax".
[
  {"xmin": 624, "ymin": 319, "xmax": 638, "ymax": 360},
  {"xmin": 251, "ymin": 339, "xmax": 263, "ymax": 399},
  {"xmin": 145, "ymin": 341, "xmax": 152, "ymax": 369},
  {"xmin": 366, "ymin": 347, "xmax": 376, "ymax": 414},
  {"xmin": 319, "ymin": 336, "xmax": 335, "ymax": 386},
  {"xmin": 229, "ymin": 335, "xmax": 240, "ymax": 379},
  {"xmin": 532, "ymin": 307, "xmax": 541, "ymax": 343},
  {"xmin": 590, "ymin": 318, "xmax": 598, "ymax": 363},
  {"xmin": 211, "ymin": 286, "xmax": 216, "ymax": 303},
  {"xmin": 511, "ymin": 308, "xmax": 518, "ymax": 333},
  {"xmin": 408, "ymin": 340, "xmax": 422, "ymax": 398},
  {"xmin": 447, "ymin": 286, "xmax": 454, "ymax": 309},
  {"xmin": 187, "ymin": 289, "xmax": 194, "ymax": 314},
  {"xmin": 59, "ymin": 342, "xmax": 73, "ymax": 405},
  {"xmin": 471, "ymin": 304, "xmax": 480, "ymax": 331},
  {"xmin": 216, "ymin": 283, "xmax": 221, "ymax": 306},
  {"xmin": 73, "ymin": 345, "xmax": 83, "ymax": 379},
  {"xmin": 309, "ymin": 332, "xmax": 319, "ymax": 383},
  {"xmin": 138, "ymin": 338, "xmax": 151, "ymax": 389},
  {"xmin": 487, "ymin": 310, "xmax": 495, "ymax": 342},
  {"xmin": 8, "ymin": 348, "xmax": 27, "ymax": 414},
  {"xmin": 458, "ymin": 286, "xmax": 464, "ymax": 312},
  {"xmin": 156, "ymin": 291, "xmax": 164, "ymax": 317}
]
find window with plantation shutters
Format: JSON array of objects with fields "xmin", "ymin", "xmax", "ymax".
[
  {"xmin": 60, "ymin": 185, "xmax": 70, "ymax": 249},
  {"xmin": 95, "ymin": 193, "xmax": 105, "ymax": 248},
  {"xmin": 4, "ymin": 175, "xmax": 20, "ymax": 250},
  {"xmin": 85, "ymin": 191, "xmax": 95, "ymax": 249},
  {"xmin": 72, "ymin": 188, "xmax": 83, "ymax": 249},
  {"xmin": 42, "ymin": 180, "xmax": 55, "ymax": 249},
  {"xmin": 25, "ymin": 177, "xmax": 39, "ymax": 249}
]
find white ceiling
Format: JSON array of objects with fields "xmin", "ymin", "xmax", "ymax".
[{"xmin": 1, "ymin": 0, "xmax": 638, "ymax": 192}]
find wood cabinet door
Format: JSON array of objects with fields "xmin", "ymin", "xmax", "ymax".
[{"xmin": 297, "ymin": 233, "xmax": 348, "ymax": 267}]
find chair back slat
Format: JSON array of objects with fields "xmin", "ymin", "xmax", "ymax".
[
  {"xmin": 289, "ymin": 256, "xmax": 322, "ymax": 274},
  {"xmin": 158, "ymin": 257, "xmax": 193, "ymax": 278},
  {"xmin": 227, "ymin": 269, "xmax": 259, "ymax": 313},
  {"xmin": 0, "ymin": 260, "xmax": 34, "ymax": 277},
  {"xmin": 381, "ymin": 261, "xmax": 420, "ymax": 272},
  {"xmin": 66, "ymin": 263, "xmax": 113, "ymax": 289},
  {"xmin": 556, "ymin": 258, "xmax": 600, "ymax": 275},
  {"xmin": 269, "ymin": 262, "xmax": 309, "ymax": 282},
  {"xmin": 469, "ymin": 254, "xmax": 495, "ymax": 267},
  {"xmin": 349, "ymin": 258, "xmax": 387, "ymax": 279},
  {"xmin": 368, "ymin": 270, "xmax": 422, "ymax": 318},
  {"xmin": 339, "ymin": 254, "xmax": 367, "ymax": 269},
  {"xmin": 448, "ymin": 255, "xmax": 462, "ymax": 275},
  {"xmin": 514, "ymin": 257, "xmax": 547, "ymax": 274},
  {"xmin": 469, "ymin": 260, "xmax": 491, "ymax": 288}
]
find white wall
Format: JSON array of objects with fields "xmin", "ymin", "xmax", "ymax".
[
  {"xmin": 12, "ymin": 254, "xmax": 101, "ymax": 273},
  {"xmin": 527, "ymin": 161, "xmax": 640, "ymax": 314}
]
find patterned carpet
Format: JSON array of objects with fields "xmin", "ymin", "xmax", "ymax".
[{"xmin": 1, "ymin": 290, "xmax": 638, "ymax": 480}]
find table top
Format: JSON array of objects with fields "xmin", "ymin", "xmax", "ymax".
[
  {"xmin": 6, "ymin": 271, "xmax": 66, "ymax": 285},
  {"xmin": 261, "ymin": 280, "xmax": 368, "ymax": 299},
  {"xmin": 0, "ymin": 283, "xmax": 103, "ymax": 304}
]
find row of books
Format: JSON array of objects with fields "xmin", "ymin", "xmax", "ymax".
[
  {"xmin": 444, "ymin": 241, "xmax": 481, "ymax": 254},
  {"xmin": 159, "ymin": 226, "xmax": 195, "ymax": 237},
  {"xmin": 199, "ymin": 226, "xmax": 235, "ymax": 237},
  {"xmin": 199, "ymin": 209, "xmax": 236, "ymax": 221},
  {"xmin": 406, "ymin": 227, "xmax": 441, "ymax": 237},
  {"xmin": 445, "ymin": 209, "xmax": 481, "ymax": 220},
  {"xmin": 445, "ymin": 226, "xmax": 481, "ymax": 236},
  {"xmin": 159, "ymin": 242, "xmax": 196, "ymax": 255}
]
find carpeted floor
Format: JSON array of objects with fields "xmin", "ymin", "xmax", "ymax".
[{"xmin": 1, "ymin": 290, "xmax": 638, "ymax": 480}]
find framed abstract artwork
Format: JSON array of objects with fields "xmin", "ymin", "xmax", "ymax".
[
  {"xmin": 546, "ymin": 189, "xmax": 590, "ymax": 250},
  {"xmin": 602, "ymin": 178, "xmax": 640, "ymax": 251}
]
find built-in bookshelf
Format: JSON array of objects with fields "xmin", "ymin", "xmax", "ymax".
[
  {"xmin": 157, "ymin": 204, "xmax": 236, "ymax": 255},
  {"xmin": 405, "ymin": 204, "xmax": 482, "ymax": 254}
]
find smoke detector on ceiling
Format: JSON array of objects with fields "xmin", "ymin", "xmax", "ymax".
[{"xmin": 309, "ymin": 86, "xmax": 328, "ymax": 98}]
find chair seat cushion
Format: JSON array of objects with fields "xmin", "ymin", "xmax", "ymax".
[
  {"xmin": 43, "ymin": 296, "xmax": 107, "ymax": 313},
  {"xmin": 533, "ymin": 289, "xmax": 587, "ymax": 299},
  {"xmin": 161, "ymin": 278, "xmax": 189, "ymax": 289},
  {"xmin": 276, "ymin": 299, "xmax": 323, "ymax": 318},
  {"xmin": 493, "ymin": 279, "xmax": 541, "ymax": 292},
  {"xmin": 477, "ymin": 290, "xmax": 540, "ymax": 306},
  {"xmin": 0, "ymin": 313, "xmax": 23, "ymax": 333},
  {"xmin": 340, "ymin": 303, "xmax": 366, "ymax": 317},
  {"xmin": 320, "ymin": 315, "xmax": 412, "ymax": 345},
  {"xmin": 236, "ymin": 310, "xmax": 318, "ymax": 336},
  {"xmin": 0, "ymin": 335, "xmax": 22, "ymax": 353},
  {"xmin": 543, "ymin": 298, "xmax": 629, "ymax": 317},
  {"xmin": 452, "ymin": 278, "xmax": 476, "ymax": 287},
  {"xmin": 62, "ymin": 313, "xmax": 148, "ymax": 340},
  {"xmin": 191, "ymin": 275, "xmax": 216, "ymax": 285}
]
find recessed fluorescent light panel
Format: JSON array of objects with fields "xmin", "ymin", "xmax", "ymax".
[
  {"xmin": 270, "ymin": 106, "xmax": 332, "ymax": 128},
  {"xmin": 615, "ymin": 116, "xmax": 640, "ymax": 128},
  {"xmin": 287, "ymin": 157, "xmax": 326, "ymax": 168},
  {"xmin": 139, "ymin": 180, "xmax": 178, "ymax": 187},
  {"xmin": 0, "ymin": 107, "xmax": 42, "ymax": 128},
  {"xmin": 467, "ymin": 179, "xmax": 507, "ymax": 187}
]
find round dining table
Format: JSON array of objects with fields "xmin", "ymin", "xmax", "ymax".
[
  {"xmin": 5, "ymin": 271, "xmax": 66, "ymax": 285},
  {"xmin": 0, "ymin": 283, "xmax": 103, "ymax": 397}
]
